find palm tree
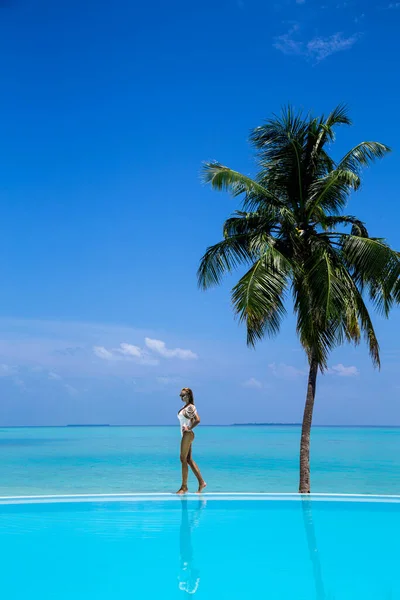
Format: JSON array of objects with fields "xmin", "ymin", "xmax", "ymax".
[{"xmin": 198, "ymin": 105, "xmax": 400, "ymax": 493}]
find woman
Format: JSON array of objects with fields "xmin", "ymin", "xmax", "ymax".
[{"xmin": 176, "ymin": 388, "xmax": 207, "ymax": 494}]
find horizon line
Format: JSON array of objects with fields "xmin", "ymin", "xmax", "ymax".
[{"xmin": 1, "ymin": 423, "xmax": 400, "ymax": 429}]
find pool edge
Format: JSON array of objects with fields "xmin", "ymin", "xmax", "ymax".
[{"xmin": 1, "ymin": 492, "xmax": 400, "ymax": 505}]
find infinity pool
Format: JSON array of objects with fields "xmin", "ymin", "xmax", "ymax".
[{"xmin": 1, "ymin": 494, "xmax": 399, "ymax": 599}]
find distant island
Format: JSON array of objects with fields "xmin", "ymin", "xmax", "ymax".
[
  {"xmin": 232, "ymin": 423, "xmax": 301, "ymax": 427},
  {"xmin": 66, "ymin": 424, "xmax": 110, "ymax": 427}
]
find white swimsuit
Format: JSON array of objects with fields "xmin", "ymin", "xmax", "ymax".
[{"xmin": 178, "ymin": 405, "xmax": 197, "ymax": 436}]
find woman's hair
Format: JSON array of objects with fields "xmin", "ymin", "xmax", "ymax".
[{"xmin": 181, "ymin": 388, "xmax": 194, "ymax": 404}]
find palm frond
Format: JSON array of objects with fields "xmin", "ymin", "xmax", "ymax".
[
  {"xmin": 307, "ymin": 169, "xmax": 360, "ymax": 217},
  {"xmin": 340, "ymin": 235, "xmax": 400, "ymax": 316},
  {"xmin": 393, "ymin": 278, "xmax": 400, "ymax": 304},
  {"xmin": 223, "ymin": 211, "xmax": 278, "ymax": 238},
  {"xmin": 336, "ymin": 264, "xmax": 381, "ymax": 367},
  {"xmin": 337, "ymin": 142, "xmax": 391, "ymax": 175},
  {"xmin": 292, "ymin": 273, "xmax": 339, "ymax": 368},
  {"xmin": 311, "ymin": 104, "xmax": 351, "ymax": 161},
  {"xmin": 232, "ymin": 248, "xmax": 291, "ymax": 346},
  {"xmin": 320, "ymin": 215, "xmax": 369, "ymax": 237},
  {"xmin": 202, "ymin": 162, "xmax": 283, "ymax": 210},
  {"xmin": 250, "ymin": 105, "xmax": 309, "ymax": 158},
  {"xmin": 341, "ymin": 236, "xmax": 396, "ymax": 281},
  {"xmin": 323, "ymin": 103, "xmax": 352, "ymax": 132},
  {"xmin": 197, "ymin": 235, "xmax": 254, "ymax": 290},
  {"xmin": 368, "ymin": 253, "xmax": 400, "ymax": 316},
  {"xmin": 250, "ymin": 107, "xmax": 311, "ymax": 211},
  {"xmin": 292, "ymin": 239, "xmax": 358, "ymax": 368},
  {"xmin": 305, "ymin": 243, "xmax": 345, "ymax": 324}
]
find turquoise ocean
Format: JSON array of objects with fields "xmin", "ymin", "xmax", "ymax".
[{"xmin": 1, "ymin": 425, "xmax": 400, "ymax": 496}]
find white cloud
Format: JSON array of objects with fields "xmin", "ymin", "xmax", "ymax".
[
  {"xmin": 328, "ymin": 363, "xmax": 359, "ymax": 377},
  {"xmin": 0, "ymin": 364, "xmax": 16, "ymax": 377},
  {"xmin": 145, "ymin": 338, "xmax": 198, "ymax": 360},
  {"xmin": 93, "ymin": 343, "xmax": 143, "ymax": 361},
  {"xmin": 242, "ymin": 377, "xmax": 262, "ymax": 389},
  {"xmin": 93, "ymin": 337, "xmax": 198, "ymax": 364},
  {"xmin": 92, "ymin": 343, "xmax": 158, "ymax": 365},
  {"xmin": 274, "ymin": 24, "xmax": 303, "ymax": 55},
  {"xmin": 46, "ymin": 370, "xmax": 79, "ymax": 395},
  {"xmin": 48, "ymin": 371, "xmax": 62, "ymax": 380},
  {"xmin": 274, "ymin": 27, "xmax": 360, "ymax": 62},
  {"xmin": 268, "ymin": 362, "xmax": 306, "ymax": 378},
  {"xmin": 117, "ymin": 343, "xmax": 142, "ymax": 358},
  {"xmin": 93, "ymin": 346, "xmax": 114, "ymax": 360},
  {"xmin": 0, "ymin": 363, "xmax": 80, "ymax": 395},
  {"xmin": 0, "ymin": 319, "xmax": 204, "ymax": 389},
  {"xmin": 306, "ymin": 33, "xmax": 360, "ymax": 61}
]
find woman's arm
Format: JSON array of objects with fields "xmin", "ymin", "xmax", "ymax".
[
  {"xmin": 188, "ymin": 413, "xmax": 200, "ymax": 431},
  {"xmin": 182, "ymin": 405, "xmax": 201, "ymax": 432}
]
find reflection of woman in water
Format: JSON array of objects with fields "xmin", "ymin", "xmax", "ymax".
[
  {"xmin": 178, "ymin": 498, "xmax": 206, "ymax": 595},
  {"xmin": 176, "ymin": 388, "xmax": 206, "ymax": 495}
]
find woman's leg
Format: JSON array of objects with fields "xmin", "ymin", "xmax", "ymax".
[
  {"xmin": 187, "ymin": 437, "xmax": 207, "ymax": 493},
  {"xmin": 176, "ymin": 432, "xmax": 193, "ymax": 494}
]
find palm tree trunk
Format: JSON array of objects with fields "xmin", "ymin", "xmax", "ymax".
[{"xmin": 299, "ymin": 357, "xmax": 319, "ymax": 493}]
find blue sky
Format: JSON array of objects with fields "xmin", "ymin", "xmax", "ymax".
[{"xmin": 0, "ymin": 0, "xmax": 399, "ymax": 426}]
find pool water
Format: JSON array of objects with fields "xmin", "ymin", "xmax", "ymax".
[{"xmin": 1, "ymin": 494, "xmax": 399, "ymax": 599}]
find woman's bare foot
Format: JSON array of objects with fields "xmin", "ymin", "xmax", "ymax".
[
  {"xmin": 176, "ymin": 487, "xmax": 188, "ymax": 495},
  {"xmin": 197, "ymin": 481, "xmax": 207, "ymax": 494}
]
